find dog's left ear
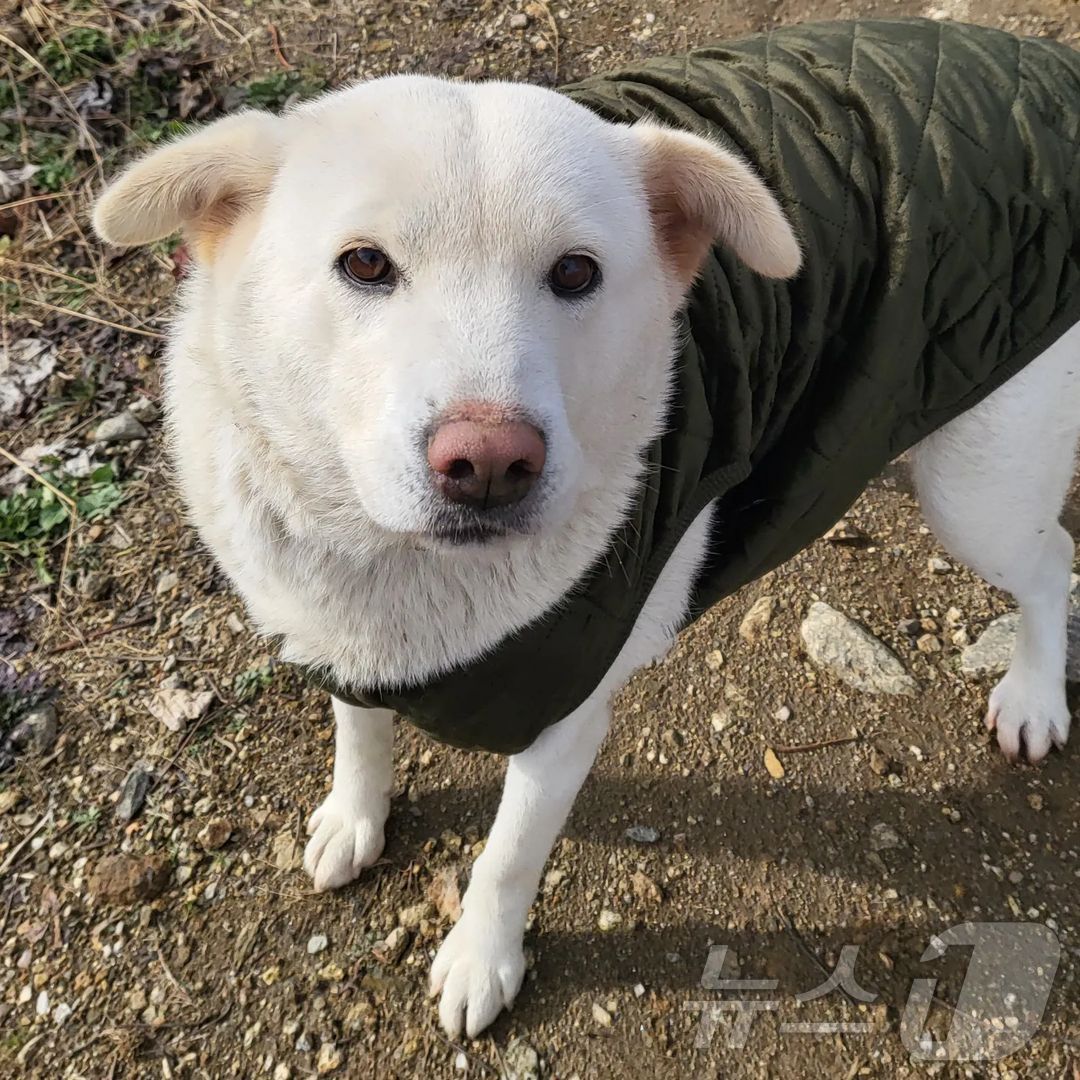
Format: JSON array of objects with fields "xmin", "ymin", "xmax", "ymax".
[{"xmin": 635, "ymin": 123, "xmax": 801, "ymax": 285}]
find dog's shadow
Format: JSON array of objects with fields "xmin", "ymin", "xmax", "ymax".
[{"xmin": 403, "ymin": 753, "xmax": 1079, "ymax": 1030}]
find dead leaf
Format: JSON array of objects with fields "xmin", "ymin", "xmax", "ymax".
[
  {"xmin": 426, "ymin": 865, "xmax": 464, "ymax": 923},
  {"xmin": 147, "ymin": 688, "xmax": 214, "ymax": 733},
  {"xmin": 271, "ymin": 828, "xmax": 301, "ymax": 871},
  {"xmin": 764, "ymin": 747, "xmax": 785, "ymax": 779}
]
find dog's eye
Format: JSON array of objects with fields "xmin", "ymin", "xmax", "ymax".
[
  {"xmin": 549, "ymin": 253, "xmax": 599, "ymax": 297},
  {"xmin": 340, "ymin": 246, "xmax": 396, "ymax": 286}
]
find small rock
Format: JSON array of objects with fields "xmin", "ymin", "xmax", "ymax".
[
  {"xmin": 197, "ymin": 817, "xmax": 233, "ymax": 851},
  {"xmin": 35, "ymin": 990, "xmax": 49, "ymax": 1017},
  {"xmin": 738, "ymin": 595, "xmax": 776, "ymax": 643},
  {"xmin": 631, "ymin": 870, "xmax": 663, "ymax": 906},
  {"xmin": 94, "ymin": 411, "xmax": 147, "ymax": 443},
  {"xmin": 597, "ymin": 909, "xmax": 622, "ymax": 932},
  {"xmin": 869, "ymin": 822, "xmax": 902, "ymax": 851},
  {"xmin": 115, "ymin": 763, "xmax": 153, "ymax": 823},
  {"xmin": 88, "ymin": 853, "xmax": 171, "ymax": 905},
  {"xmin": 634, "ymin": 983, "xmax": 646, "ymax": 998},
  {"xmin": 962, "ymin": 601, "xmax": 1080, "ymax": 681},
  {"xmin": 226, "ymin": 611, "xmax": 246, "ymax": 634},
  {"xmin": 77, "ymin": 569, "xmax": 111, "ymax": 600},
  {"xmin": 869, "ymin": 748, "xmax": 894, "ymax": 777},
  {"xmin": 1027, "ymin": 793, "xmax": 1044, "ymax": 812},
  {"xmin": 127, "ymin": 396, "xmax": 159, "ymax": 423},
  {"xmin": 928, "ymin": 557, "xmax": 952, "ymax": 574},
  {"xmin": 5, "ymin": 704, "xmax": 59, "ymax": 757},
  {"xmin": 773, "ymin": 704, "xmax": 791, "ymax": 722},
  {"xmin": 916, "ymin": 633, "xmax": 941, "ymax": 654},
  {"xmin": 951, "ymin": 628, "xmax": 971, "ymax": 647},
  {"xmin": 455, "ymin": 1051, "xmax": 468, "ymax": 1072},
  {"xmin": 148, "ymin": 687, "xmax": 214, "ymax": 734},
  {"xmin": 398, "ymin": 901, "xmax": 434, "ymax": 929},
  {"xmin": 0, "ymin": 788, "xmax": 23, "ymax": 813},
  {"xmin": 53, "ymin": 1002, "xmax": 72, "ymax": 1026},
  {"xmin": 898, "ymin": 617, "xmax": 922, "ymax": 636},
  {"xmin": 592, "ymin": 1002, "xmax": 613, "ymax": 1027},
  {"xmin": 307, "ymin": 934, "xmax": 328, "ymax": 955},
  {"xmin": 317, "ymin": 1042, "xmax": 343, "ymax": 1074},
  {"xmin": 502, "ymin": 1038, "xmax": 541, "ymax": 1080},
  {"xmin": 625, "ymin": 824, "xmax": 659, "ymax": 844},
  {"xmin": 800, "ymin": 602, "xmax": 917, "ymax": 695},
  {"xmin": 509, "ymin": 11, "xmax": 529, "ymax": 28},
  {"xmin": 704, "ymin": 649, "xmax": 724, "ymax": 671},
  {"xmin": 763, "ymin": 747, "xmax": 785, "ymax": 779},
  {"xmin": 373, "ymin": 926, "xmax": 410, "ymax": 964},
  {"xmin": 824, "ymin": 519, "xmax": 871, "ymax": 545},
  {"xmin": 274, "ymin": 1065, "xmax": 292, "ymax": 1080},
  {"xmin": 156, "ymin": 570, "xmax": 179, "ymax": 595}
]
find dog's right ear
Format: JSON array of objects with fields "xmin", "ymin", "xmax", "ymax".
[{"xmin": 92, "ymin": 111, "xmax": 283, "ymax": 253}]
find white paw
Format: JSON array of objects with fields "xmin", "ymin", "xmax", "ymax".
[
  {"xmin": 986, "ymin": 670, "xmax": 1070, "ymax": 763},
  {"xmin": 303, "ymin": 794, "xmax": 387, "ymax": 892},
  {"xmin": 429, "ymin": 913, "xmax": 526, "ymax": 1038}
]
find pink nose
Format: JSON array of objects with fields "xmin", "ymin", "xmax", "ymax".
[{"xmin": 427, "ymin": 407, "xmax": 546, "ymax": 509}]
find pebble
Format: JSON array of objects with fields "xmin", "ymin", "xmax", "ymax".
[
  {"xmin": 226, "ymin": 611, "xmax": 246, "ymax": 634},
  {"xmin": 398, "ymin": 901, "xmax": 434, "ymax": 929},
  {"xmin": 115, "ymin": 762, "xmax": 153, "ymax": 823},
  {"xmin": 4, "ymin": 704, "xmax": 59, "ymax": 757},
  {"xmin": 156, "ymin": 570, "xmax": 180, "ymax": 595},
  {"xmin": 274, "ymin": 1066, "xmax": 291, "ymax": 1080},
  {"xmin": 509, "ymin": 11, "xmax": 529, "ymax": 28},
  {"xmin": 127, "ymin": 396, "xmax": 160, "ymax": 423},
  {"xmin": 88, "ymin": 853, "xmax": 171, "ymax": 905},
  {"xmin": 95, "ymin": 411, "xmax": 147, "ymax": 443},
  {"xmin": 0, "ymin": 788, "xmax": 22, "ymax": 813},
  {"xmin": 197, "ymin": 817, "xmax": 233, "ymax": 851},
  {"xmin": 763, "ymin": 747, "xmax": 785, "ymax": 779},
  {"xmin": 625, "ymin": 824, "xmax": 659, "ymax": 844},
  {"xmin": 800, "ymin": 601, "xmax": 917, "ymax": 695},
  {"xmin": 824, "ymin": 519, "xmax": 870, "ymax": 545},
  {"xmin": 35, "ymin": 990, "xmax": 49, "ymax": 1017},
  {"xmin": 597, "ymin": 909, "xmax": 622, "ymax": 931},
  {"xmin": 307, "ymin": 934, "xmax": 328, "ymax": 955},
  {"xmin": 916, "ymin": 633, "xmax": 941, "ymax": 653},
  {"xmin": 373, "ymin": 926, "xmax": 410, "ymax": 964},
  {"xmin": 962, "ymin": 603, "xmax": 1080, "ymax": 681},
  {"xmin": 928, "ymin": 556, "xmax": 952, "ymax": 574},
  {"xmin": 53, "ymin": 1002, "xmax": 72, "ymax": 1025},
  {"xmin": 738, "ymin": 595, "xmax": 776, "ymax": 642},
  {"xmin": 704, "ymin": 649, "xmax": 724, "ymax": 671},
  {"xmin": 592, "ymin": 1002, "xmax": 613, "ymax": 1026},
  {"xmin": 773, "ymin": 704, "xmax": 791, "ymax": 722},
  {"xmin": 455, "ymin": 1051, "xmax": 468, "ymax": 1071},
  {"xmin": 869, "ymin": 822, "xmax": 902, "ymax": 851},
  {"xmin": 502, "ymin": 1038, "xmax": 541, "ymax": 1080},
  {"xmin": 78, "ymin": 569, "xmax": 111, "ymax": 600},
  {"xmin": 316, "ymin": 1042, "xmax": 343, "ymax": 1074}
]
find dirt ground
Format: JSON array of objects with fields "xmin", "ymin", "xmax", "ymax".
[{"xmin": 3, "ymin": 0, "xmax": 1080, "ymax": 1077}]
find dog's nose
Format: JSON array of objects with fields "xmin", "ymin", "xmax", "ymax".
[{"xmin": 428, "ymin": 409, "xmax": 546, "ymax": 509}]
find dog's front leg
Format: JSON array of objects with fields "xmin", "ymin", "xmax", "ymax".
[
  {"xmin": 430, "ymin": 692, "xmax": 611, "ymax": 1038},
  {"xmin": 303, "ymin": 698, "xmax": 394, "ymax": 891}
]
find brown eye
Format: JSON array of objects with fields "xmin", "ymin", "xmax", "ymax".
[
  {"xmin": 549, "ymin": 253, "xmax": 599, "ymax": 297},
  {"xmin": 340, "ymin": 246, "xmax": 395, "ymax": 285}
]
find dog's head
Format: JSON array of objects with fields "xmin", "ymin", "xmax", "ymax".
[{"xmin": 94, "ymin": 77, "xmax": 798, "ymax": 554}]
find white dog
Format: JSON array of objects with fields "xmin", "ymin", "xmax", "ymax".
[{"xmin": 93, "ymin": 20, "xmax": 1080, "ymax": 1038}]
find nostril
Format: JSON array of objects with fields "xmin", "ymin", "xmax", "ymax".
[
  {"xmin": 506, "ymin": 459, "xmax": 535, "ymax": 480},
  {"xmin": 446, "ymin": 459, "xmax": 475, "ymax": 481}
]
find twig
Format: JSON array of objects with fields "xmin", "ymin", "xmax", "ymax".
[
  {"xmin": 0, "ymin": 446, "xmax": 77, "ymax": 511},
  {"xmin": 0, "ymin": 805, "xmax": 52, "ymax": 878},
  {"xmin": 773, "ymin": 733, "xmax": 871, "ymax": 755},
  {"xmin": 157, "ymin": 946, "xmax": 193, "ymax": 1004},
  {"xmin": 0, "ymin": 191, "xmax": 74, "ymax": 213},
  {"xmin": 267, "ymin": 24, "xmax": 293, "ymax": 69},
  {"xmin": 16, "ymin": 295, "xmax": 166, "ymax": 340},
  {"xmin": 44, "ymin": 614, "xmax": 155, "ymax": 656}
]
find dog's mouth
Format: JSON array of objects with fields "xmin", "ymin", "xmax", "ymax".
[
  {"xmin": 419, "ymin": 503, "xmax": 543, "ymax": 550},
  {"xmin": 429, "ymin": 522, "xmax": 508, "ymax": 546}
]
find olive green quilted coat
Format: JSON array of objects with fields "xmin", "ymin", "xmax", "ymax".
[{"xmin": 325, "ymin": 19, "xmax": 1080, "ymax": 752}]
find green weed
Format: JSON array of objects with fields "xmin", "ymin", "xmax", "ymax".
[{"xmin": 40, "ymin": 27, "xmax": 115, "ymax": 83}]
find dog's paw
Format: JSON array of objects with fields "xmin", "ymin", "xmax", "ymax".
[
  {"xmin": 303, "ymin": 794, "xmax": 387, "ymax": 891},
  {"xmin": 986, "ymin": 670, "xmax": 1070, "ymax": 763},
  {"xmin": 429, "ymin": 913, "xmax": 526, "ymax": 1038}
]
